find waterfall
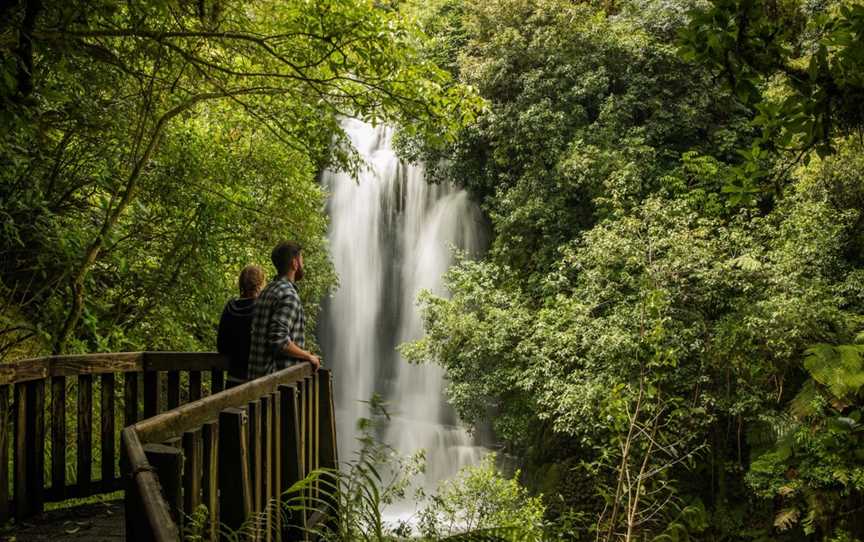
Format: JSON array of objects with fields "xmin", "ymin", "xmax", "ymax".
[{"xmin": 320, "ymin": 119, "xmax": 487, "ymax": 518}]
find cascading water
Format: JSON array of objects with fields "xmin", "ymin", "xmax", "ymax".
[{"xmin": 320, "ymin": 119, "xmax": 487, "ymax": 519}]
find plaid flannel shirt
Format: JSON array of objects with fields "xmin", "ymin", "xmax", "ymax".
[{"xmin": 247, "ymin": 277, "xmax": 306, "ymax": 379}]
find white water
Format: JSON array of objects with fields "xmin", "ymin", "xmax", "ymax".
[{"xmin": 320, "ymin": 119, "xmax": 486, "ymax": 520}]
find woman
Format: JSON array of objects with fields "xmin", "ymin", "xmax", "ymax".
[{"xmin": 217, "ymin": 264, "xmax": 265, "ymax": 385}]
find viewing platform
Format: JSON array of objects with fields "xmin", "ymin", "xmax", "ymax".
[{"xmin": 0, "ymin": 353, "xmax": 337, "ymax": 541}]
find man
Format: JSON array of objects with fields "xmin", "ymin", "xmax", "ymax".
[
  {"xmin": 248, "ymin": 241, "xmax": 320, "ymax": 379},
  {"xmin": 217, "ymin": 264, "xmax": 265, "ymax": 385}
]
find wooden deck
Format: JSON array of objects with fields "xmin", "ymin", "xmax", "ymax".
[
  {"xmin": 4, "ymin": 500, "xmax": 123, "ymax": 541},
  {"xmin": 0, "ymin": 353, "xmax": 337, "ymax": 541}
]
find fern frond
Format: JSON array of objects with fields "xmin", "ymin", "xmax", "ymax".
[
  {"xmin": 789, "ymin": 379, "xmax": 819, "ymax": 420},
  {"xmin": 803, "ymin": 343, "xmax": 864, "ymax": 398},
  {"xmin": 773, "ymin": 507, "xmax": 800, "ymax": 531}
]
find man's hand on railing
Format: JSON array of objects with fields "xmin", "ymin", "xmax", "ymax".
[
  {"xmin": 307, "ymin": 353, "xmax": 321, "ymax": 371},
  {"xmin": 282, "ymin": 340, "xmax": 321, "ymax": 370}
]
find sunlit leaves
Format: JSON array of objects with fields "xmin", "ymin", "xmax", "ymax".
[
  {"xmin": 803, "ymin": 343, "xmax": 864, "ymax": 399},
  {"xmin": 677, "ymin": 0, "xmax": 864, "ymax": 203}
]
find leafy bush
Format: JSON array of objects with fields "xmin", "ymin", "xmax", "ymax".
[
  {"xmin": 747, "ymin": 340, "xmax": 864, "ymax": 540},
  {"xmin": 417, "ymin": 454, "xmax": 546, "ymax": 541}
]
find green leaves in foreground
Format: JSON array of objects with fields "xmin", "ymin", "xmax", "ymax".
[
  {"xmin": 746, "ymin": 338, "xmax": 864, "ymax": 538},
  {"xmin": 279, "ymin": 461, "xmax": 543, "ymax": 541},
  {"xmin": 804, "ymin": 343, "xmax": 864, "ymax": 399}
]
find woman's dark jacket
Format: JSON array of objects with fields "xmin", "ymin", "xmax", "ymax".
[{"xmin": 217, "ymin": 297, "xmax": 256, "ymax": 381}]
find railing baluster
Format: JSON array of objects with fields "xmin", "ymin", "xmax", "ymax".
[
  {"xmin": 211, "ymin": 369, "xmax": 225, "ymax": 394},
  {"xmin": 313, "ymin": 373, "xmax": 320, "ymax": 503},
  {"xmin": 143, "ymin": 371, "xmax": 160, "ymax": 418},
  {"xmin": 219, "ymin": 407, "xmax": 253, "ymax": 535},
  {"xmin": 202, "ymin": 421, "xmax": 219, "ymax": 542},
  {"xmin": 30, "ymin": 379, "xmax": 46, "ymax": 513},
  {"xmin": 14, "ymin": 380, "xmax": 46, "ymax": 515},
  {"xmin": 318, "ymin": 370, "xmax": 339, "ymax": 529},
  {"xmin": 101, "ymin": 373, "xmax": 116, "ymax": 486},
  {"xmin": 124, "ymin": 372, "xmax": 139, "ymax": 427},
  {"xmin": 189, "ymin": 370, "xmax": 202, "ymax": 402},
  {"xmin": 261, "ymin": 395, "xmax": 273, "ymax": 541},
  {"xmin": 304, "ymin": 376, "xmax": 312, "ymax": 510},
  {"xmin": 0, "ymin": 385, "xmax": 9, "ymax": 523},
  {"xmin": 144, "ymin": 443, "xmax": 183, "ymax": 525},
  {"xmin": 318, "ymin": 370, "xmax": 338, "ymax": 471},
  {"xmin": 77, "ymin": 374, "xmax": 93, "ymax": 496},
  {"xmin": 50, "ymin": 376, "xmax": 66, "ymax": 500},
  {"xmin": 14, "ymin": 382, "xmax": 28, "ymax": 517},
  {"xmin": 298, "ymin": 380, "xmax": 306, "ymax": 482},
  {"xmin": 248, "ymin": 399, "xmax": 262, "ymax": 520},
  {"xmin": 271, "ymin": 392, "xmax": 282, "ymax": 542},
  {"xmin": 279, "ymin": 383, "xmax": 305, "ymax": 539},
  {"xmin": 167, "ymin": 371, "xmax": 180, "ymax": 410},
  {"xmin": 182, "ymin": 428, "xmax": 203, "ymax": 516}
]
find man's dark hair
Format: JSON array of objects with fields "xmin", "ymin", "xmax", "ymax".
[{"xmin": 271, "ymin": 241, "xmax": 302, "ymax": 275}]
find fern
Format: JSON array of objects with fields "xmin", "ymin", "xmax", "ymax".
[
  {"xmin": 651, "ymin": 500, "xmax": 708, "ymax": 542},
  {"xmin": 789, "ymin": 379, "xmax": 819, "ymax": 420},
  {"xmin": 773, "ymin": 507, "xmax": 800, "ymax": 532},
  {"xmin": 803, "ymin": 343, "xmax": 864, "ymax": 398}
]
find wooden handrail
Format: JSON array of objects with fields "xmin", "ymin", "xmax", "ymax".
[
  {"xmin": 0, "ymin": 351, "xmax": 231, "ymax": 523},
  {"xmin": 0, "ymin": 350, "xmax": 337, "ymax": 539},
  {"xmin": 0, "ymin": 351, "xmax": 230, "ymax": 385},
  {"xmin": 131, "ymin": 363, "xmax": 312, "ymax": 444},
  {"xmin": 122, "ymin": 362, "xmax": 337, "ymax": 542}
]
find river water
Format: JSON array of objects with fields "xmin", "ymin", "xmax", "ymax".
[{"xmin": 319, "ymin": 119, "xmax": 486, "ymax": 521}]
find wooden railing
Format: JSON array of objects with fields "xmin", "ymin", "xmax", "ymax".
[
  {"xmin": 0, "ymin": 352, "xmax": 231, "ymax": 522},
  {"xmin": 122, "ymin": 362, "xmax": 338, "ymax": 541}
]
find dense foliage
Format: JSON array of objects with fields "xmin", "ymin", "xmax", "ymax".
[
  {"xmin": 403, "ymin": 0, "xmax": 864, "ymax": 540},
  {"xmin": 0, "ymin": 0, "xmax": 478, "ymax": 357},
  {"xmin": 4, "ymin": 0, "xmax": 864, "ymax": 541}
]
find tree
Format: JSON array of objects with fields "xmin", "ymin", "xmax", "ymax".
[
  {"xmin": 403, "ymin": 0, "xmax": 864, "ymax": 539},
  {"xmin": 0, "ymin": 0, "xmax": 480, "ymax": 354}
]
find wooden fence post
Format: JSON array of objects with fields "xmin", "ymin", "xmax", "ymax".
[
  {"xmin": 249, "ymin": 400, "xmax": 263, "ymax": 518},
  {"xmin": 124, "ymin": 468, "xmax": 154, "ymax": 542},
  {"xmin": 211, "ymin": 370, "xmax": 225, "ymax": 394},
  {"xmin": 167, "ymin": 371, "xmax": 181, "ymax": 410},
  {"xmin": 271, "ymin": 392, "xmax": 282, "ymax": 542},
  {"xmin": 318, "ymin": 370, "xmax": 339, "ymax": 470},
  {"xmin": 14, "ymin": 382, "xmax": 28, "ymax": 517},
  {"xmin": 101, "ymin": 373, "xmax": 116, "ymax": 487},
  {"xmin": 77, "ymin": 374, "xmax": 93, "ymax": 497},
  {"xmin": 143, "ymin": 371, "xmax": 160, "ymax": 419},
  {"xmin": 182, "ymin": 429, "xmax": 203, "ymax": 516},
  {"xmin": 29, "ymin": 379, "xmax": 46, "ymax": 514},
  {"xmin": 317, "ymin": 370, "xmax": 339, "ymax": 533},
  {"xmin": 261, "ymin": 395, "xmax": 273, "ymax": 542},
  {"xmin": 0, "ymin": 385, "xmax": 9, "ymax": 523},
  {"xmin": 219, "ymin": 407, "xmax": 253, "ymax": 538},
  {"xmin": 50, "ymin": 376, "xmax": 66, "ymax": 500},
  {"xmin": 125, "ymin": 372, "xmax": 139, "ymax": 427},
  {"xmin": 278, "ymin": 384, "xmax": 306, "ymax": 541},
  {"xmin": 202, "ymin": 421, "xmax": 219, "ymax": 542},
  {"xmin": 189, "ymin": 371, "xmax": 202, "ymax": 402},
  {"xmin": 144, "ymin": 443, "xmax": 183, "ymax": 525}
]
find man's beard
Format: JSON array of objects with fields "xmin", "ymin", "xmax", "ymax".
[{"xmin": 295, "ymin": 265, "xmax": 305, "ymax": 282}]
